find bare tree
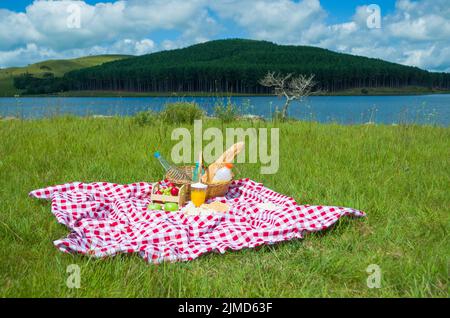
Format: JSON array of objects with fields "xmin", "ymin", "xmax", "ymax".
[{"xmin": 259, "ymin": 71, "xmax": 317, "ymax": 120}]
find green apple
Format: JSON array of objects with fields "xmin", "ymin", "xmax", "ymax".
[
  {"xmin": 164, "ymin": 202, "xmax": 179, "ymax": 212},
  {"xmin": 147, "ymin": 203, "xmax": 162, "ymax": 211}
]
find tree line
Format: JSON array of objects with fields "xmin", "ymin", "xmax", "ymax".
[{"xmin": 14, "ymin": 39, "xmax": 450, "ymax": 94}]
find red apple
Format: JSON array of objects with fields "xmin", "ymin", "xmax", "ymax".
[
  {"xmin": 170, "ymin": 187, "xmax": 179, "ymax": 196},
  {"xmin": 155, "ymin": 190, "xmax": 162, "ymax": 195}
]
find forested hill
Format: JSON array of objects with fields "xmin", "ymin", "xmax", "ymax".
[
  {"xmin": 15, "ymin": 39, "xmax": 450, "ymax": 94},
  {"xmin": 1, "ymin": 55, "xmax": 130, "ymax": 96}
]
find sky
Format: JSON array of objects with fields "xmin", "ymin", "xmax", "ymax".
[{"xmin": 0, "ymin": 0, "xmax": 448, "ymax": 72}]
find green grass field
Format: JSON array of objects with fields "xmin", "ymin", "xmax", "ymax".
[
  {"xmin": 0, "ymin": 55, "xmax": 131, "ymax": 97},
  {"xmin": 0, "ymin": 117, "xmax": 448, "ymax": 297}
]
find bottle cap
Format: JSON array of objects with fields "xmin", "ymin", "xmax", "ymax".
[{"xmin": 225, "ymin": 163, "xmax": 234, "ymax": 169}]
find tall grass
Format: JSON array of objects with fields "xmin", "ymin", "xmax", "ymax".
[
  {"xmin": 214, "ymin": 98, "xmax": 241, "ymax": 123},
  {"xmin": 133, "ymin": 102, "xmax": 204, "ymax": 126},
  {"xmin": 0, "ymin": 116, "xmax": 448, "ymax": 297},
  {"xmin": 160, "ymin": 102, "xmax": 204, "ymax": 124}
]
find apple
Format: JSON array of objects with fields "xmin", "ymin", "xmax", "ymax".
[
  {"xmin": 164, "ymin": 202, "xmax": 179, "ymax": 212},
  {"xmin": 155, "ymin": 190, "xmax": 162, "ymax": 195},
  {"xmin": 170, "ymin": 187, "xmax": 179, "ymax": 196},
  {"xmin": 147, "ymin": 203, "xmax": 162, "ymax": 211}
]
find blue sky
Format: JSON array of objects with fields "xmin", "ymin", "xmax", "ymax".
[
  {"xmin": 0, "ymin": 0, "xmax": 448, "ymax": 72},
  {"xmin": 2, "ymin": 0, "xmax": 113, "ymax": 11},
  {"xmin": 1, "ymin": 0, "xmax": 398, "ymax": 21}
]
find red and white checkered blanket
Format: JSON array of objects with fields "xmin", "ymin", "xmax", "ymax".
[{"xmin": 30, "ymin": 179, "xmax": 365, "ymax": 263}]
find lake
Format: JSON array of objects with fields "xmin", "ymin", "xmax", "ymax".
[{"xmin": 0, "ymin": 95, "xmax": 449, "ymax": 126}]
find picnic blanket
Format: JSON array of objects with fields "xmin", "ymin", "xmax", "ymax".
[{"xmin": 29, "ymin": 178, "xmax": 365, "ymax": 263}]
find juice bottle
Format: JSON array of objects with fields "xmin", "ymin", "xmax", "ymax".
[
  {"xmin": 154, "ymin": 151, "xmax": 191, "ymax": 181},
  {"xmin": 212, "ymin": 163, "xmax": 233, "ymax": 182},
  {"xmin": 191, "ymin": 182, "xmax": 207, "ymax": 207}
]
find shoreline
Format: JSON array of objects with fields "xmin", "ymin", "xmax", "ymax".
[{"xmin": 2, "ymin": 89, "xmax": 450, "ymax": 98}]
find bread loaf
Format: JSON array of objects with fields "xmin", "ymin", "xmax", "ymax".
[{"xmin": 213, "ymin": 142, "xmax": 245, "ymax": 165}]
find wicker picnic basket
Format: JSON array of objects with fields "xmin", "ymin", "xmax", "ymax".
[
  {"xmin": 166, "ymin": 164, "xmax": 233, "ymax": 200},
  {"xmin": 166, "ymin": 143, "xmax": 243, "ymax": 200},
  {"xmin": 203, "ymin": 163, "xmax": 234, "ymax": 198}
]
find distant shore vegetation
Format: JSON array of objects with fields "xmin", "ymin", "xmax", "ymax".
[{"xmin": 4, "ymin": 39, "xmax": 450, "ymax": 97}]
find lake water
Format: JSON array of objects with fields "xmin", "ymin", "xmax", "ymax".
[{"xmin": 0, "ymin": 94, "xmax": 449, "ymax": 126}]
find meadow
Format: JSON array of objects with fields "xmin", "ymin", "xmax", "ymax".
[
  {"xmin": 0, "ymin": 115, "xmax": 448, "ymax": 297},
  {"xmin": 0, "ymin": 55, "xmax": 130, "ymax": 97}
]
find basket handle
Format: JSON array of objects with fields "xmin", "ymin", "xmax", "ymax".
[
  {"xmin": 197, "ymin": 151, "xmax": 203, "ymax": 183},
  {"xmin": 205, "ymin": 163, "xmax": 211, "ymax": 183}
]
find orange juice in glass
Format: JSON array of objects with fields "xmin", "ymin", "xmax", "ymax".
[{"xmin": 191, "ymin": 183, "xmax": 207, "ymax": 207}]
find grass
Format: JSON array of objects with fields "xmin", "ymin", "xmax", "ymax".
[
  {"xmin": 0, "ymin": 55, "xmax": 131, "ymax": 97},
  {"xmin": 0, "ymin": 116, "xmax": 448, "ymax": 297}
]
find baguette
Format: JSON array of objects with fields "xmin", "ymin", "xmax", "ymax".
[{"xmin": 213, "ymin": 142, "xmax": 245, "ymax": 165}]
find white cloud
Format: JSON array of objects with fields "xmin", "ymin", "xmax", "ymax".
[
  {"xmin": 287, "ymin": 1, "xmax": 450, "ymax": 72},
  {"xmin": 156, "ymin": 5, "xmax": 220, "ymax": 50},
  {"xmin": 0, "ymin": 37, "xmax": 158, "ymax": 68},
  {"xmin": 0, "ymin": 9, "xmax": 41, "ymax": 50},
  {"xmin": 211, "ymin": 0, "xmax": 326, "ymax": 44},
  {"xmin": 133, "ymin": 39, "xmax": 156, "ymax": 55},
  {"xmin": 0, "ymin": 0, "xmax": 214, "ymax": 67},
  {"xmin": 108, "ymin": 38, "xmax": 156, "ymax": 55},
  {"xmin": 0, "ymin": 43, "xmax": 56, "ymax": 67}
]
